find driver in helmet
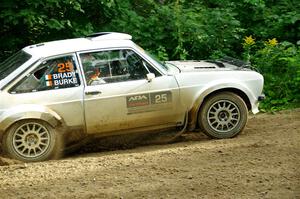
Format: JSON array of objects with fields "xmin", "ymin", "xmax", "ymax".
[{"xmin": 81, "ymin": 53, "xmax": 106, "ymax": 85}]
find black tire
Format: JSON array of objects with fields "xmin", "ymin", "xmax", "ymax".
[
  {"xmin": 198, "ymin": 92, "xmax": 248, "ymax": 139},
  {"xmin": 2, "ymin": 120, "xmax": 63, "ymax": 162}
]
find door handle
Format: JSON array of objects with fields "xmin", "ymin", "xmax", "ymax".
[{"xmin": 85, "ymin": 91, "xmax": 102, "ymax": 95}]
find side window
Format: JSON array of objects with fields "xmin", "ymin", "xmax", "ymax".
[
  {"xmin": 80, "ymin": 49, "xmax": 161, "ymax": 86},
  {"xmin": 11, "ymin": 56, "xmax": 80, "ymax": 93}
]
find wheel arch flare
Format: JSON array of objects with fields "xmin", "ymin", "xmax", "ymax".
[
  {"xmin": 0, "ymin": 104, "xmax": 63, "ymax": 136},
  {"xmin": 187, "ymin": 83, "xmax": 253, "ymax": 131}
]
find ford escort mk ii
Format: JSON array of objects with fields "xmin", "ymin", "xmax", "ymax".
[{"xmin": 0, "ymin": 32, "xmax": 264, "ymax": 162}]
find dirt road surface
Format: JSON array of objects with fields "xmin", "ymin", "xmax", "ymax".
[{"xmin": 0, "ymin": 109, "xmax": 299, "ymax": 199}]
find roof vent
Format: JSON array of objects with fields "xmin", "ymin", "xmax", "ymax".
[
  {"xmin": 29, "ymin": 43, "xmax": 45, "ymax": 48},
  {"xmin": 86, "ymin": 32, "xmax": 132, "ymax": 41}
]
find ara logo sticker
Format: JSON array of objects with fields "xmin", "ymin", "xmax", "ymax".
[
  {"xmin": 126, "ymin": 91, "xmax": 172, "ymax": 108},
  {"xmin": 126, "ymin": 94, "xmax": 150, "ymax": 107}
]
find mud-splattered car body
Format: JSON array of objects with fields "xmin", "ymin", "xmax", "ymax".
[{"xmin": 0, "ymin": 32, "xmax": 264, "ymax": 161}]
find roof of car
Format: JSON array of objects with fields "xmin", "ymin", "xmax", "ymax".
[{"xmin": 23, "ymin": 32, "xmax": 134, "ymax": 58}]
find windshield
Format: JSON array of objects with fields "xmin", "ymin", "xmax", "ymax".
[
  {"xmin": 133, "ymin": 44, "xmax": 172, "ymax": 72},
  {"xmin": 0, "ymin": 50, "xmax": 32, "ymax": 80},
  {"xmin": 139, "ymin": 47, "xmax": 180, "ymax": 74},
  {"xmin": 146, "ymin": 52, "xmax": 169, "ymax": 71}
]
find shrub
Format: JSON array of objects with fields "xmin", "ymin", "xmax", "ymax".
[{"xmin": 248, "ymin": 38, "xmax": 300, "ymax": 111}]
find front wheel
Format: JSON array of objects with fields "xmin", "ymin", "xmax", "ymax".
[
  {"xmin": 2, "ymin": 120, "xmax": 62, "ymax": 162},
  {"xmin": 198, "ymin": 92, "xmax": 248, "ymax": 139}
]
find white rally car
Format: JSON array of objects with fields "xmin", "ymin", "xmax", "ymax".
[{"xmin": 0, "ymin": 32, "xmax": 264, "ymax": 162}]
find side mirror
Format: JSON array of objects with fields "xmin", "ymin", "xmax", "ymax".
[{"xmin": 146, "ymin": 73, "xmax": 155, "ymax": 82}]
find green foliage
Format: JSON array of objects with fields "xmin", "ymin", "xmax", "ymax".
[
  {"xmin": 0, "ymin": 0, "xmax": 299, "ymax": 111},
  {"xmin": 0, "ymin": 0, "xmax": 115, "ymax": 58},
  {"xmin": 251, "ymin": 40, "xmax": 300, "ymax": 111}
]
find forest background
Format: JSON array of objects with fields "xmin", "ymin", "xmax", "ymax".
[{"xmin": 0, "ymin": 0, "xmax": 299, "ymax": 111}]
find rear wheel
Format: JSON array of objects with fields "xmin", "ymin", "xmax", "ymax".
[
  {"xmin": 198, "ymin": 92, "xmax": 248, "ymax": 139},
  {"xmin": 2, "ymin": 120, "xmax": 62, "ymax": 162}
]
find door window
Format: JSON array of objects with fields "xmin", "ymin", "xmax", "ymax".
[
  {"xmin": 10, "ymin": 55, "xmax": 80, "ymax": 93},
  {"xmin": 80, "ymin": 49, "xmax": 161, "ymax": 86}
]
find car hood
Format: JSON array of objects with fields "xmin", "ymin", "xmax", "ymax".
[{"xmin": 166, "ymin": 60, "xmax": 249, "ymax": 72}]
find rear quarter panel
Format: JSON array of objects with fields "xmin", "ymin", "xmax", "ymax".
[{"xmin": 0, "ymin": 87, "xmax": 84, "ymax": 134}]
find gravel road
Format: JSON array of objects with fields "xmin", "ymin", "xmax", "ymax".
[{"xmin": 0, "ymin": 109, "xmax": 299, "ymax": 199}]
